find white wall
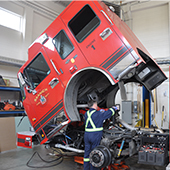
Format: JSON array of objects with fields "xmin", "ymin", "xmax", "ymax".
[
  {"xmin": 122, "ymin": 1, "xmax": 169, "ymax": 129},
  {"xmin": 132, "ymin": 2, "xmax": 169, "ymax": 59}
]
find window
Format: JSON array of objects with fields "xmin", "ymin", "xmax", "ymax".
[
  {"xmin": 24, "ymin": 53, "xmax": 50, "ymax": 89},
  {"xmin": 53, "ymin": 30, "xmax": 74, "ymax": 59},
  {"xmin": 68, "ymin": 5, "xmax": 100, "ymax": 43},
  {"xmin": 0, "ymin": 7, "xmax": 22, "ymax": 32}
]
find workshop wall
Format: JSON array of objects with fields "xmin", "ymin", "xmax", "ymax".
[
  {"xmin": 132, "ymin": 2, "xmax": 169, "ymax": 59},
  {"xmin": 121, "ymin": 1, "xmax": 169, "ymax": 129}
]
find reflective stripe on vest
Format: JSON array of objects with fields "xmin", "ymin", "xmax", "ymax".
[
  {"xmin": 109, "ymin": 108, "xmax": 115, "ymax": 116},
  {"xmin": 84, "ymin": 158, "xmax": 90, "ymax": 162},
  {"xmin": 85, "ymin": 110, "xmax": 103, "ymax": 132}
]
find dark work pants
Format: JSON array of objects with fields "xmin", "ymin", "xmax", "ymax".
[{"xmin": 84, "ymin": 131, "xmax": 102, "ymax": 170}]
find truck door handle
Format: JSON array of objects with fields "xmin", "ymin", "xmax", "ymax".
[{"xmin": 49, "ymin": 78, "xmax": 59, "ymax": 86}]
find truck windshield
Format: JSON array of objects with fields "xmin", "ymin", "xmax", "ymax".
[
  {"xmin": 68, "ymin": 5, "xmax": 100, "ymax": 43},
  {"xmin": 24, "ymin": 53, "xmax": 50, "ymax": 89}
]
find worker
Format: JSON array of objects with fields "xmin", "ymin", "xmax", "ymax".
[{"xmin": 84, "ymin": 99, "xmax": 117, "ymax": 170}]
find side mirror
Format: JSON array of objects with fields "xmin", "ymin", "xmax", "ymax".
[
  {"xmin": 18, "ymin": 72, "xmax": 26, "ymax": 86},
  {"xmin": 18, "ymin": 72, "xmax": 37, "ymax": 95}
]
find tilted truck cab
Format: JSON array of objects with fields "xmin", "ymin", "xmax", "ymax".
[{"xmin": 18, "ymin": 0, "xmax": 167, "ymax": 148}]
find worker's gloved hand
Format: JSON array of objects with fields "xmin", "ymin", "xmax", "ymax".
[{"xmin": 112, "ymin": 106, "xmax": 118, "ymax": 111}]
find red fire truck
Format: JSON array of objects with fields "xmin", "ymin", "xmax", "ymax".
[{"xmin": 17, "ymin": 0, "xmax": 167, "ymax": 167}]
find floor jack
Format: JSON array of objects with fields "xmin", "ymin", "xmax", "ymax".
[
  {"xmin": 74, "ymin": 156, "xmax": 129, "ymax": 170},
  {"xmin": 102, "ymin": 161, "xmax": 129, "ymax": 170}
]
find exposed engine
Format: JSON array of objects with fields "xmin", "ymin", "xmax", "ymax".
[{"xmin": 45, "ymin": 109, "xmax": 168, "ymax": 168}]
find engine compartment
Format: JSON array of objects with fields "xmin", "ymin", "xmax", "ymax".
[{"xmin": 45, "ymin": 110, "xmax": 168, "ymax": 168}]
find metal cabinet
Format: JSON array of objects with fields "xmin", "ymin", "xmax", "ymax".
[
  {"xmin": 0, "ymin": 86, "xmax": 25, "ymax": 117},
  {"xmin": 122, "ymin": 101, "xmax": 132, "ymax": 124}
]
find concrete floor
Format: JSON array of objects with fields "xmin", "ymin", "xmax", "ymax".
[
  {"xmin": 0, "ymin": 145, "xmax": 168, "ymax": 170},
  {"xmin": 0, "ymin": 145, "xmax": 83, "ymax": 170}
]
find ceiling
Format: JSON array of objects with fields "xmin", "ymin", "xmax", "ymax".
[
  {"xmin": 53, "ymin": 0, "xmax": 129, "ymax": 17},
  {"xmin": 53, "ymin": 1, "xmax": 72, "ymax": 7},
  {"xmin": 53, "ymin": 1, "xmax": 146, "ymax": 7}
]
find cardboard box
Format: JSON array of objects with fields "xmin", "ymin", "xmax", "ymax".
[{"xmin": 0, "ymin": 117, "xmax": 17, "ymax": 152}]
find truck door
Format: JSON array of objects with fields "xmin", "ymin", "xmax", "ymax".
[
  {"xmin": 60, "ymin": 1, "xmax": 138, "ymax": 79},
  {"xmin": 23, "ymin": 47, "xmax": 68, "ymax": 143},
  {"xmin": 43, "ymin": 17, "xmax": 89, "ymax": 88}
]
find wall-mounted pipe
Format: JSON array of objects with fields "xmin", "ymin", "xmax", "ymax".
[{"xmin": 0, "ymin": 56, "xmax": 25, "ymax": 68}]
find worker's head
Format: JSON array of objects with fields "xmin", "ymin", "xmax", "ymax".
[{"xmin": 88, "ymin": 100, "xmax": 98, "ymax": 109}]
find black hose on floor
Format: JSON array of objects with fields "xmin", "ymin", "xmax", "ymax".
[{"xmin": 26, "ymin": 151, "xmax": 63, "ymax": 168}]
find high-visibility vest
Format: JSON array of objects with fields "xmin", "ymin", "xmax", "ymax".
[
  {"xmin": 85, "ymin": 108, "xmax": 115, "ymax": 132},
  {"xmin": 85, "ymin": 110, "xmax": 103, "ymax": 132}
]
